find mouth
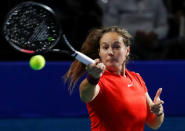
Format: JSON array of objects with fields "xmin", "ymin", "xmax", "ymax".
[{"xmin": 107, "ymin": 59, "xmax": 117, "ymax": 62}]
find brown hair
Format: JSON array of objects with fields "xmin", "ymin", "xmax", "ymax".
[{"xmin": 64, "ymin": 26, "xmax": 132, "ymax": 93}]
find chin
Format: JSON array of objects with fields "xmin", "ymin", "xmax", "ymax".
[
  {"xmin": 106, "ymin": 62, "xmax": 117, "ymax": 67},
  {"xmin": 106, "ymin": 64, "xmax": 119, "ymax": 71},
  {"xmin": 105, "ymin": 61, "xmax": 122, "ymax": 70}
]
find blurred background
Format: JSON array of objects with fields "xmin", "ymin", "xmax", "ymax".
[{"xmin": 0, "ymin": 0, "xmax": 185, "ymax": 130}]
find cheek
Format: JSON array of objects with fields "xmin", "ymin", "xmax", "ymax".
[
  {"xmin": 99, "ymin": 50, "xmax": 106, "ymax": 61},
  {"xmin": 117, "ymin": 50, "xmax": 127, "ymax": 62}
]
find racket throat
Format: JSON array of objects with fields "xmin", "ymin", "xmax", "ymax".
[{"xmin": 52, "ymin": 49, "xmax": 74, "ymax": 55}]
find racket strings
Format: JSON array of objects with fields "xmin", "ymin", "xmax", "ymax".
[{"xmin": 4, "ymin": 3, "xmax": 60, "ymax": 53}]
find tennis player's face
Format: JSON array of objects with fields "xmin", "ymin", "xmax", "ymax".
[{"xmin": 99, "ymin": 32, "xmax": 130, "ymax": 72}]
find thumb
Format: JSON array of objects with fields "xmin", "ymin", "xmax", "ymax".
[{"xmin": 154, "ymin": 88, "xmax": 162, "ymax": 103}]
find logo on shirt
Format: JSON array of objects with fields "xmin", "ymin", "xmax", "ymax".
[{"xmin": 128, "ymin": 83, "xmax": 133, "ymax": 87}]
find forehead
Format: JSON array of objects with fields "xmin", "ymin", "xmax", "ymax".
[{"xmin": 100, "ymin": 32, "xmax": 123, "ymax": 44}]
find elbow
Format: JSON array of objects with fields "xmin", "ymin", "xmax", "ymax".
[
  {"xmin": 79, "ymin": 82, "xmax": 90, "ymax": 102},
  {"xmin": 148, "ymin": 125, "xmax": 161, "ymax": 130},
  {"xmin": 79, "ymin": 85, "xmax": 92, "ymax": 102},
  {"xmin": 80, "ymin": 93, "xmax": 92, "ymax": 103}
]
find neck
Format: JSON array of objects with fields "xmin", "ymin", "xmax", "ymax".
[
  {"xmin": 121, "ymin": 64, "xmax": 126, "ymax": 77},
  {"xmin": 106, "ymin": 64, "xmax": 126, "ymax": 76}
]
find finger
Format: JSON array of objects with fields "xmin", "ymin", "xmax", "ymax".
[
  {"xmin": 158, "ymin": 100, "xmax": 164, "ymax": 104},
  {"xmin": 151, "ymin": 109, "xmax": 163, "ymax": 116},
  {"xmin": 154, "ymin": 88, "xmax": 162, "ymax": 103},
  {"xmin": 151, "ymin": 102, "xmax": 164, "ymax": 114},
  {"xmin": 151, "ymin": 105, "xmax": 161, "ymax": 113},
  {"xmin": 151, "ymin": 107, "xmax": 160, "ymax": 114},
  {"xmin": 151, "ymin": 105, "xmax": 163, "ymax": 116},
  {"xmin": 86, "ymin": 59, "xmax": 100, "ymax": 70},
  {"xmin": 151, "ymin": 103, "xmax": 161, "ymax": 109},
  {"xmin": 87, "ymin": 59, "xmax": 100, "ymax": 67},
  {"xmin": 96, "ymin": 63, "xmax": 105, "ymax": 70},
  {"xmin": 155, "ymin": 100, "xmax": 164, "ymax": 105},
  {"xmin": 155, "ymin": 88, "xmax": 162, "ymax": 98},
  {"xmin": 94, "ymin": 59, "xmax": 101, "ymax": 65}
]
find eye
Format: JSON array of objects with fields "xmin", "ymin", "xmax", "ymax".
[
  {"xmin": 113, "ymin": 45, "xmax": 120, "ymax": 49},
  {"xmin": 102, "ymin": 46, "xmax": 109, "ymax": 50},
  {"xmin": 112, "ymin": 42, "xmax": 121, "ymax": 49},
  {"xmin": 101, "ymin": 43, "xmax": 109, "ymax": 50}
]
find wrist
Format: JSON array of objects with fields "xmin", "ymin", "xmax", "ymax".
[{"xmin": 86, "ymin": 74, "xmax": 100, "ymax": 85}]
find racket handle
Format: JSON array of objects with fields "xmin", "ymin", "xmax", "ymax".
[{"xmin": 74, "ymin": 51, "xmax": 95, "ymax": 65}]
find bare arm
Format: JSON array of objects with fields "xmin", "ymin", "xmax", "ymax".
[
  {"xmin": 146, "ymin": 88, "xmax": 164, "ymax": 129},
  {"xmin": 79, "ymin": 79, "xmax": 100, "ymax": 102},
  {"xmin": 79, "ymin": 59, "xmax": 105, "ymax": 102}
]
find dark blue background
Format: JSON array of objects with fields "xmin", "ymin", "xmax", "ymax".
[{"xmin": 0, "ymin": 61, "xmax": 184, "ymax": 118}]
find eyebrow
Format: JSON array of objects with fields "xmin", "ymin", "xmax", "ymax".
[
  {"xmin": 101, "ymin": 40, "xmax": 121, "ymax": 45},
  {"xmin": 113, "ymin": 41, "xmax": 121, "ymax": 44},
  {"xmin": 100, "ymin": 42, "xmax": 108, "ymax": 46}
]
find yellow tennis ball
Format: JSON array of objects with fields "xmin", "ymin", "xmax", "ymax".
[{"xmin": 29, "ymin": 55, "xmax": 46, "ymax": 70}]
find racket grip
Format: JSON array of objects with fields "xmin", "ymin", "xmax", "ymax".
[{"xmin": 74, "ymin": 51, "xmax": 95, "ymax": 65}]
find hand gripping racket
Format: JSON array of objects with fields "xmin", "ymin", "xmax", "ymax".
[{"xmin": 3, "ymin": 1, "xmax": 95, "ymax": 65}]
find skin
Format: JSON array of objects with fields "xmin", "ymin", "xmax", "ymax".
[{"xmin": 79, "ymin": 32, "xmax": 164, "ymax": 129}]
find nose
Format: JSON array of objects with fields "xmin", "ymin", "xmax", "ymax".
[{"xmin": 108, "ymin": 48, "xmax": 113, "ymax": 56}]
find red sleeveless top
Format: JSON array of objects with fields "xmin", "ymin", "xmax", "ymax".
[{"xmin": 87, "ymin": 69, "xmax": 148, "ymax": 131}]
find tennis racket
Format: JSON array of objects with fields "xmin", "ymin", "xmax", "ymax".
[{"xmin": 3, "ymin": 1, "xmax": 95, "ymax": 65}]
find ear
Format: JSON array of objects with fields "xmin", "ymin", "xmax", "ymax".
[{"xmin": 126, "ymin": 46, "xmax": 130, "ymax": 57}]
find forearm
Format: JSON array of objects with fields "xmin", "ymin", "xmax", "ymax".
[
  {"xmin": 80, "ymin": 59, "xmax": 104, "ymax": 102},
  {"xmin": 147, "ymin": 111, "xmax": 164, "ymax": 129},
  {"xmin": 145, "ymin": 91, "xmax": 164, "ymax": 129},
  {"xmin": 79, "ymin": 79, "xmax": 99, "ymax": 102}
]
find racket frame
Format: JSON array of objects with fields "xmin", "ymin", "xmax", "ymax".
[{"xmin": 3, "ymin": 1, "xmax": 95, "ymax": 65}]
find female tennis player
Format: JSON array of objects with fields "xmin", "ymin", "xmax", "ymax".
[{"xmin": 65, "ymin": 26, "xmax": 164, "ymax": 131}]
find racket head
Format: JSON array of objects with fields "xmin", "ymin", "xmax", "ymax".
[{"xmin": 3, "ymin": 1, "xmax": 62, "ymax": 54}]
